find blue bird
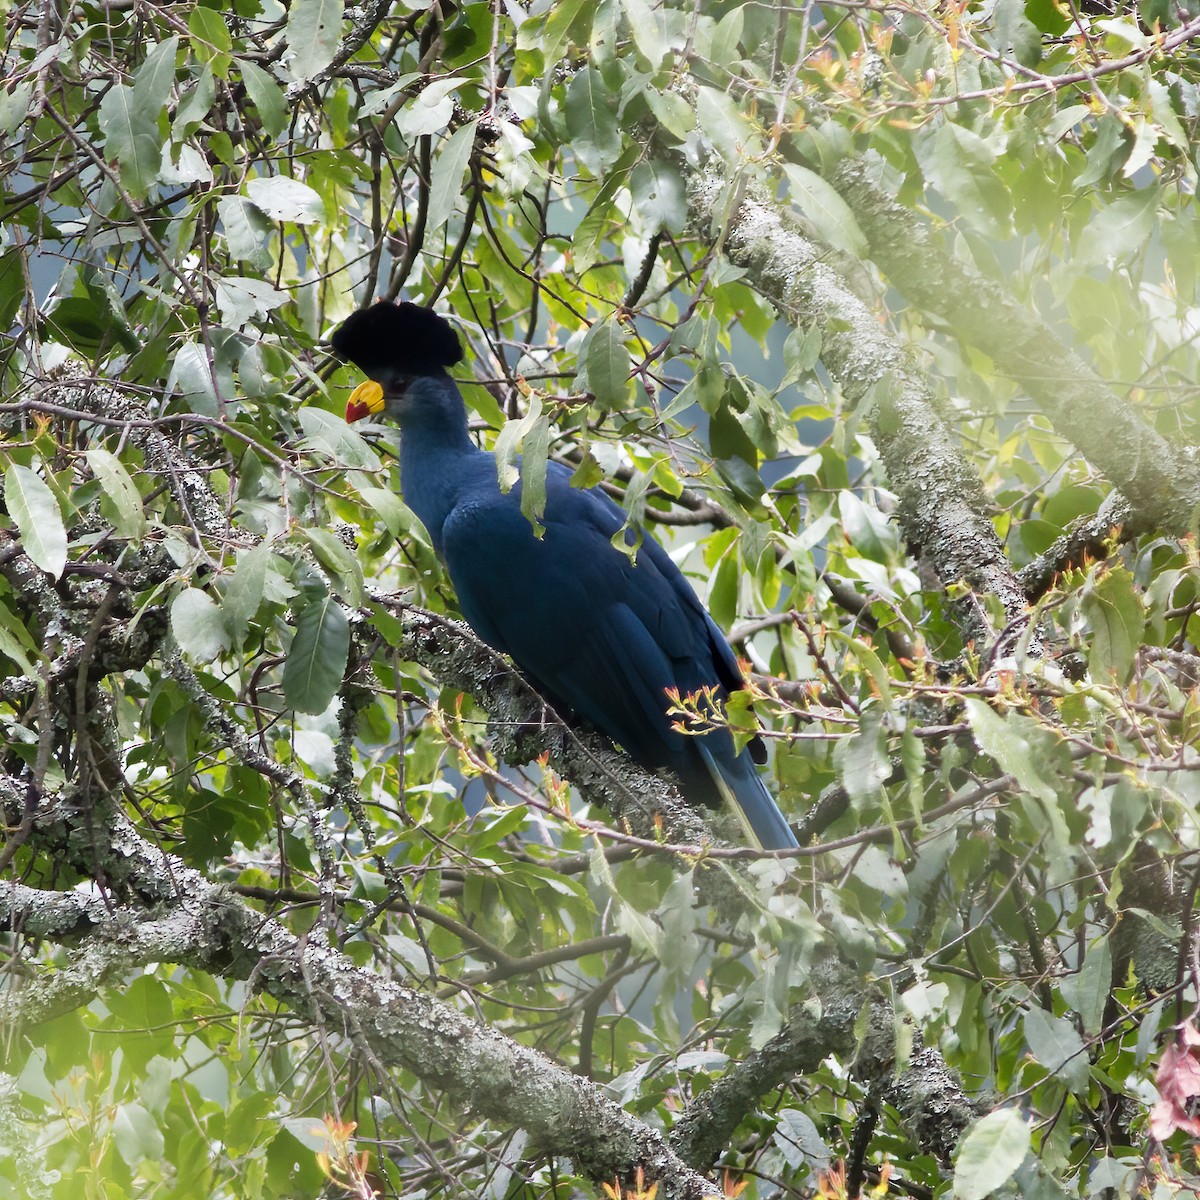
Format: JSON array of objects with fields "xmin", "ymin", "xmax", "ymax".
[{"xmin": 332, "ymin": 301, "xmax": 797, "ymax": 850}]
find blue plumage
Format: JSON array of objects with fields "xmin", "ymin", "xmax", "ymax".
[{"xmin": 333, "ymin": 302, "xmax": 797, "ymax": 850}]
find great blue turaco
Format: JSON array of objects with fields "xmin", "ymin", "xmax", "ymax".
[{"xmin": 332, "ymin": 300, "xmax": 797, "ymax": 850}]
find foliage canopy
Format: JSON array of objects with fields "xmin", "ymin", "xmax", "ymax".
[{"xmin": 2, "ymin": 0, "xmax": 1200, "ymax": 1198}]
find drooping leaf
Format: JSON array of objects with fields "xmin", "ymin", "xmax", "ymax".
[
  {"xmin": 239, "ymin": 59, "xmax": 288, "ymax": 137},
  {"xmin": 222, "ymin": 543, "xmax": 271, "ymax": 645},
  {"xmin": 5, "ymin": 464, "xmax": 67, "ymax": 578},
  {"xmin": 285, "ymin": 0, "xmax": 344, "ymax": 83},
  {"xmin": 564, "ymin": 67, "xmax": 622, "ymax": 174},
  {"xmin": 1080, "ymin": 566, "xmax": 1143, "ymax": 683},
  {"xmin": 86, "ymin": 448, "xmax": 147, "ymax": 542},
  {"xmin": 428, "ymin": 122, "xmax": 477, "ymax": 231},
  {"xmin": 284, "ymin": 590, "xmax": 350, "ymax": 715},
  {"xmin": 582, "ymin": 319, "xmax": 632, "ymax": 411},
  {"xmin": 97, "ymin": 84, "xmax": 161, "ymax": 199}
]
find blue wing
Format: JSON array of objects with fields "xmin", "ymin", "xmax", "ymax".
[{"xmin": 438, "ymin": 461, "xmax": 797, "ymax": 849}]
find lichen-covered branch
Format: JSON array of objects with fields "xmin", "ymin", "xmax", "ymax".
[
  {"xmin": 688, "ymin": 167, "xmax": 1028, "ymax": 653},
  {"xmin": 832, "ymin": 158, "xmax": 1200, "ymax": 536},
  {"xmin": 0, "ymin": 777, "xmax": 719, "ymax": 1200}
]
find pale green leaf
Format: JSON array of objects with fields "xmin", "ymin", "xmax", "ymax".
[
  {"xmin": 239, "ymin": 59, "xmax": 288, "ymax": 137},
  {"xmin": 965, "ymin": 699, "xmax": 1058, "ymax": 804},
  {"xmin": 954, "ymin": 1109, "xmax": 1031, "ymax": 1200},
  {"xmin": 356, "ymin": 486, "xmax": 413, "ymax": 537},
  {"xmin": 97, "ymin": 84, "xmax": 161, "ymax": 199},
  {"xmin": 1078, "ymin": 189, "xmax": 1158, "ymax": 267},
  {"xmin": 782, "ymin": 163, "xmax": 868, "ymax": 256},
  {"xmin": 245, "ymin": 176, "xmax": 325, "ymax": 225},
  {"xmin": 631, "ymin": 160, "xmax": 685, "ymax": 234},
  {"xmin": 171, "ymin": 588, "xmax": 229, "ymax": 661},
  {"xmin": 222, "ymin": 544, "xmax": 271, "ymax": 644},
  {"xmin": 1060, "ymin": 937, "xmax": 1112, "ymax": 1036},
  {"xmin": 285, "ymin": 0, "xmax": 343, "ymax": 82},
  {"xmin": 1024, "ymin": 1006, "xmax": 1088, "ymax": 1092},
  {"xmin": 583, "ymin": 319, "xmax": 632, "ymax": 411},
  {"xmin": 112, "ymin": 1102, "xmax": 165, "ymax": 1167},
  {"xmin": 1080, "ymin": 566, "xmax": 1143, "ymax": 683},
  {"xmin": 217, "ymin": 195, "xmax": 273, "ymax": 267},
  {"xmin": 297, "ymin": 407, "xmax": 382, "ymax": 471},
  {"xmin": 428, "ymin": 122, "xmax": 477, "ymax": 232},
  {"xmin": 86, "ymin": 448, "xmax": 147, "ymax": 542},
  {"xmin": 284, "ymin": 591, "xmax": 350, "ymax": 715},
  {"xmin": 564, "ymin": 67, "xmax": 622, "ymax": 174},
  {"xmin": 5, "ymin": 464, "xmax": 67, "ymax": 578},
  {"xmin": 300, "ymin": 527, "xmax": 365, "ymax": 608}
]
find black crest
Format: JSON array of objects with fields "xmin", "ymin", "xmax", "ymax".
[{"xmin": 331, "ymin": 301, "xmax": 465, "ymax": 377}]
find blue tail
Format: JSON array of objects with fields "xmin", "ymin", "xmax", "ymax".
[{"xmin": 698, "ymin": 744, "xmax": 798, "ymax": 850}]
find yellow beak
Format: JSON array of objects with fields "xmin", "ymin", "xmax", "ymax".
[{"xmin": 345, "ymin": 380, "xmax": 385, "ymax": 423}]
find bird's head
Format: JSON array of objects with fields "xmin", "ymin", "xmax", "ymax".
[{"xmin": 331, "ymin": 301, "xmax": 465, "ymax": 423}]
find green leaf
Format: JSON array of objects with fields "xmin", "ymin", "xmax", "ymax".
[
  {"xmin": 709, "ymin": 7, "xmax": 745, "ymax": 65},
  {"xmin": 239, "ymin": 59, "xmax": 288, "ymax": 137},
  {"xmin": 1077, "ymin": 189, "xmax": 1157, "ymax": 267},
  {"xmin": 213, "ymin": 277, "xmax": 286, "ymax": 328},
  {"xmin": 921, "ymin": 123, "xmax": 1012, "ymax": 238},
  {"xmin": 245, "ymin": 176, "xmax": 325, "ymax": 225},
  {"xmin": 395, "ymin": 77, "xmax": 469, "ymax": 138},
  {"xmin": 517, "ymin": 0, "xmax": 592, "ymax": 63},
  {"xmin": 631, "ymin": 160, "xmax": 685, "ymax": 234},
  {"xmin": 285, "ymin": 0, "xmax": 344, "ymax": 82},
  {"xmin": 572, "ymin": 146, "xmax": 638, "ymax": 272},
  {"xmin": 620, "ymin": 0, "xmax": 669, "ymax": 66},
  {"xmin": 644, "ymin": 89, "xmax": 695, "ymax": 140},
  {"xmin": 188, "ymin": 7, "xmax": 233, "ymax": 77},
  {"xmin": 965, "ymin": 699, "xmax": 1058, "ymax": 805},
  {"xmin": 518, "ymin": 409, "xmax": 551, "ymax": 530},
  {"xmin": 782, "ymin": 163, "xmax": 868, "ymax": 256},
  {"xmin": 564, "ymin": 67, "xmax": 622, "ymax": 174},
  {"xmin": 1060, "ymin": 936, "xmax": 1112, "ymax": 1036},
  {"xmin": 1024, "ymin": 1006, "xmax": 1088, "ymax": 1092},
  {"xmin": 297, "ymin": 407, "xmax": 382, "ymax": 470},
  {"xmin": 133, "ymin": 38, "xmax": 179, "ymax": 116},
  {"xmin": 217, "ymin": 195, "xmax": 273, "ymax": 267},
  {"xmin": 0, "ymin": 81, "xmax": 31, "ymax": 136},
  {"xmin": 167, "ymin": 341, "xmax": 218, "ymax": 415},
  {"xmin": 356, "ymin": 486, "xmax": 412, "ymax": 537},
  {"xmin": 835, "ymin": 710, "xmax": 889, "ymax": 808},
  {"xmin": 0, "ymin": 251, "xmax": 26, "ymax": 330},
  {"xmin": 1080, "ymin": 566, "xmax": 1143, "ymax": 683},
  {"xmin": 300, "ymin": 527, "xmax": 365, "ymax": 608},
  {"xmin": 428, "ymin": 122, "xmax": 477, "ymax": 232},
  {"xmin": 953, "ymin": 1109, "xmax": 1031, "ymax": 1200},
  {"xmin": 85, "ymin": 448, "xmax": 147, "ymax": 542},
  {"xmin": 0, "ymin": 597, "xmax": 39, "ymax": 676},
  {"xmin": 112, "ymin": 1102, "xmax": 165, "ymax": 1167},
  {"xmin": 97, "ymin": 84, "xmax": 161, "ymax": 200},
  {"xmin": 992, "ymin": 0, "xmax": 1042, "ymax": 66},
  {"xmin": 284, "ymin": 591, "xmax": 350, "ymax": 715},
  {"xmin": 493, "ymin": 399, "xmax": 551, "ymax": 530},
  {"xmin": 171, "ymin": 588, "xmax": 229, "ymax": 661},
  {"xmin": 174, "ymin": 64, "xmax": 215, "ymax": 140},
  {"xmin": 222, "ymin": 544, "xmax": 271, "ymax": 644},
  {"xmin": 582, "ymin": 319, "xmax": 632, "ymax": 410},
  {"xmin": 5, "ymin": 464, "xmax": 66, "ymax": 578}
]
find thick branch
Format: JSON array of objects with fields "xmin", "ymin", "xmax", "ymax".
[
  {"xmin": 0, "ymin": 780, "xmax": 718, "ymax": 1200},
  {"xmin": 688, "ymin": 168, "xmax": 1028, "ymax": 653},
  {"xmin": 832, "ymin": 158, "xmax": 1200, "ymax": 535}
]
